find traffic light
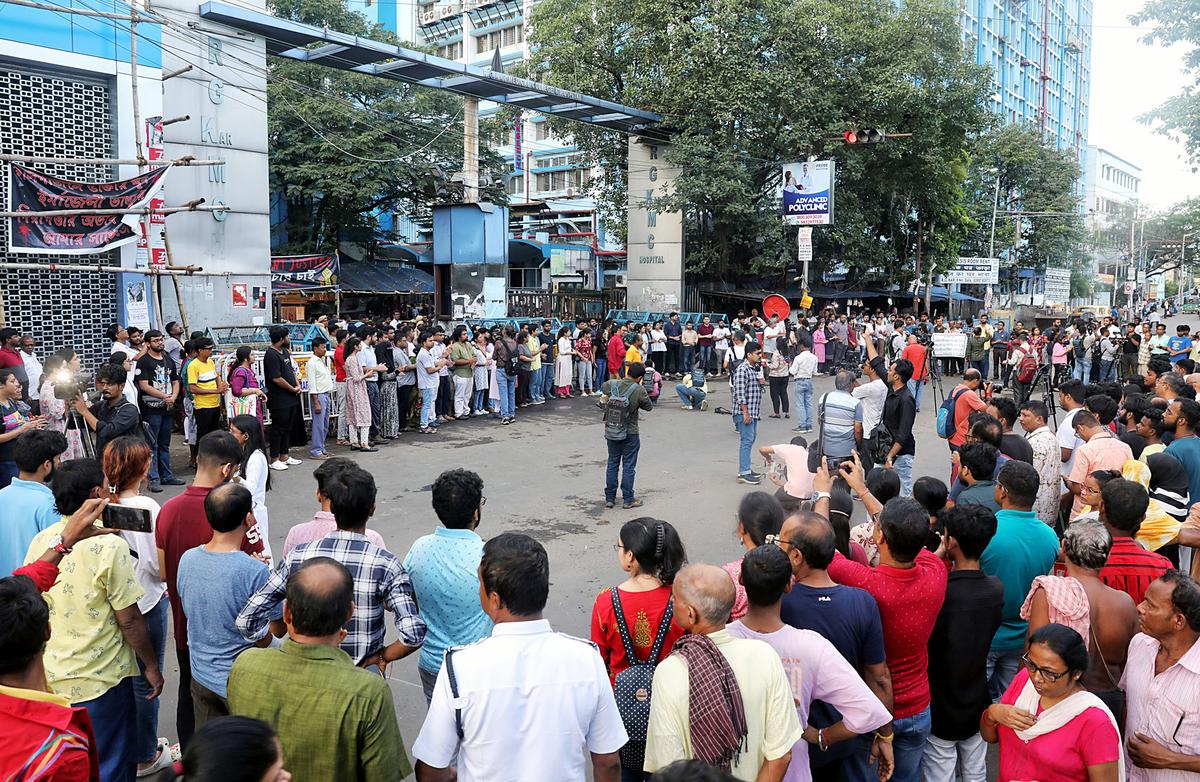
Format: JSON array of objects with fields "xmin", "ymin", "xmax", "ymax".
[{"xmin": 843, "ymin": 129, "xmax": 886, "ymax": 145}]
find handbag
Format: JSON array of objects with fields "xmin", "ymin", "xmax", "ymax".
[{"xmin": 229, "ymin": 368, "xmax": 259, "ymax": 417}]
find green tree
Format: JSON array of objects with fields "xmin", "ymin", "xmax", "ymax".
[
  {"xmin": 525, "ymin": 0, "xmax": 991, "ymax": 288},
  {"xmin": 1131, "ymin": 1, "xmax": 1200, "ymax": 168},
  {"xmin": 267, "ymin": 0, "xmax": 503, "ymax": 252}
]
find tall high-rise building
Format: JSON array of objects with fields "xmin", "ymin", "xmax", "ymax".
[{"xmin": 958, "ymin": 0, "xmax": 1092, "ymax": 171}]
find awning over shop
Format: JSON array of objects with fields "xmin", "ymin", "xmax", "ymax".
[{"xmin": 337, "ymin": 262, "xmax": 434, "ymax": 294}]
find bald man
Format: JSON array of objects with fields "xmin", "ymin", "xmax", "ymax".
[{"xmin": 644, "ymin": 564, "xmax": 803, "ymax": 781}]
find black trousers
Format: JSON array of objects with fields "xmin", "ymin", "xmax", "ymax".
[
  {"xmin": 176, "ymin": 646, "xmax": 195, "ymax": 749},
  {"xmin": 268, "ymin": 403, "xmax": 298, "ymax": 459},
  {"xmin": 436, "ymin": 375, "xmax": 452, "ymax": 416},
  {"xmin": 768, "ymin": 375, "xmax": 789, "ymax": 414},
  {"xmin": 398, "ymin": 384, "xmax": 415, "ymax": 429},
  {"xmin": 194, "ymin": 407, "xmax": 221, "ymax": 444},
  {"xmin": 665, "ymin": 342, "xmax": 681, "ymax": 374}
]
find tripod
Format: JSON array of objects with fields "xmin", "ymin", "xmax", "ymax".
[{"xmin": 923, "ymin": 344, "xmax": 947, "ymax": 410}]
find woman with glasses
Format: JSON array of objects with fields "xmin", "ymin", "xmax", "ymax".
[
  {"xmin": 982, "ymin": 623, "xmax": 1122, "ymax": 782},
  {"xmin": 590, "ymin": 517, "xmax": 686, "ymax": 782}
]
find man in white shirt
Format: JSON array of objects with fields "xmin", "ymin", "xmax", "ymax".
[
  {"xmin": 307, "ymin": 337, "xmax": 334, "ymax": 458},
  {"xmin": 790, "ymin": 339, "xmax": 818, "ymax": 432},
  {"xmin": 19, "ymin": 335, "xmax": 42, "ymax": 413},
  {"xmin": 764, "ymin": 315, "xmax": 786, "ymax": 358},
  {"xmin": 413, "ymin": 533, "xmax": 625, "ymax": 782},
  {"xmin": 712, "ymin": 321, "xmax": 731, "ymax": 377},
  {"xmin": 1056, "ymin": 379, "xmax": 1087, "ymax": 517}
]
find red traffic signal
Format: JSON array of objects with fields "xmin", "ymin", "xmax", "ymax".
[{"xmin": 843, "ymin": 129, "xmax": 886, "ymax": 145}]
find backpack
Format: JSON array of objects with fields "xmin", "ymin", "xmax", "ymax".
[
  {"xmin": 690, "ymin": 367, "xmax": 706, "ymax": 389},
  {"xmin": 1072, "ymin": 337, "xmax": 1086, "ymax": 360},
  {"xmin": 609, "ymin": 588, "xmax": 674, "ymax": 771},
  {"xmin": 1016, "ymin": 351, "xmax": 1038, "ymax": 383},
  {"xmin": 603, "ymin": 380, "xmax": 636, "ymax": 440},
  {"xmin": 496, "ymin": 339, "xmax": 519, "ymax": 376},
  {"xmin": 936, "ymin": 387, "xmax": 969, "ymax": 439}
]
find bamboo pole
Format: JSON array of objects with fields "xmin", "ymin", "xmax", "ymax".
[
  {"xmin": 0, "ymin": 201, "xmax": 227, "ymax": 218},
  {"xmin": 129, "ymin": 3, "xmax": 160, "ymax": 326},
  {"xmin": 0, "ymin": 261, "xmax": 226, "ymax": 275},
  {"xmin": 0, "ymin": 154, "xmax": 222, "ymax": 167},
  {"xmin": 163, "ymin": 225, "xmax": 191, "ymax": 335}
]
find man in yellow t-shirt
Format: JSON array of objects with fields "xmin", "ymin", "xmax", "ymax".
[
  {"xmin": 624, "ymin": 336, "xmax": 643, "ymax": 377},
  {"xmin": 186, "ymin": 336, "xmax": 227, "ymax": 441},
  {"xmin": 23, "ymin": 459, "xmax": 162, "ymax": 779}
]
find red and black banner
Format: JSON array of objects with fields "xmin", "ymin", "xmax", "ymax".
[
  {"xmin": 7, "ymin": 164, "xmax": 171, "ymax": 255},
  {"xmin": 270, "ymin": 254, "xmax": 339, "ymax": 290}
]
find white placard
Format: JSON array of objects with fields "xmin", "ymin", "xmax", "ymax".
[
  {"xmin": 943, "ymin": 257, "xmax": 999, "ymax": 285},
  {"xmin": 797, "ymin": 227, "xmax": 813, "ymax": 262},
  {"xmin": 931, "ymin": 332, "xmax": 967, "ymax": 358},
  {"xmin": 1044, "ymin": 267, "xmax": 1071, "ymax": 304}
]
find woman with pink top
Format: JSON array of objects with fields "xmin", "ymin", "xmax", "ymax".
[
  {"xmin": 812, "ymin": 319, "xmax": 828, "ymax": 372},
  {"xmin": 1051, "ymin": 334, "xmax": 1070, "ymax": 388},
  {"xmin": 721, "ymin": 491, "xmax": 784, "ymax": 620}
]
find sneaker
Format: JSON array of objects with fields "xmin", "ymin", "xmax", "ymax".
[
  {"xmin": 473, "ymin": 410, "xmax": 486, "ymax": 417},
  {"xmin": 622, "ymin": 498, "xmax": 644, "ymax": 509},
  {"xmin": 502, "ymin": 417, "xmax": 512, "ymax": 425},
  {"xmin": 534, "ymin": 398, "xmax": 546, "ymax": 405},
  {"xmin": 285, "ymin": 457, "xmax": 302, "ymax": 466},
  {"xmin": 680, "ymin": 405, "xmax": 693, "ymax": 410},
  {"xmin": 792, "ymin": 425, "xmax": 805, "ymax": 432},
  {"xmin": 419, "ymin": 427, "xmax": 437, "ymax": 434},
  {"xmin": 137, "ymin": 739, "xmax": 175, "ymax": 777},
  {"xmin": 162, "ymin": 477, "xmax": 186, "ymax": 486},
  {"xmin": 737, "ymin": 472, "xmax": 762, "ymax": 485},
  {"xmin": 269, "ymin": 461, "xmax": 289, "ymax": 472},
  {"xmin": 605, "ymin": 501, "xmax": 615, "ymax": 509},
  {"xmin": 148, "ymin": 481, "xmax": 163, "ymax": 493},
  {"xmin": 700, "ymin": 400, "xmax": 709, "ymax": 411}
]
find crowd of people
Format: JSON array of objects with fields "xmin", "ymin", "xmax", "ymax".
[{"xmin": 5, "ymin": 301, "xmax": 1200, "ymax": 782}]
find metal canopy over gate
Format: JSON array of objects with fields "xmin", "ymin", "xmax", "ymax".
[{"xmin": 198, "ymin": 1, "xmax": 662, "ymax": 133}]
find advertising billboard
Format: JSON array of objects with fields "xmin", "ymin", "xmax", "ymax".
[{"xmin": 781, "ymin": 160, "xmax": 835, "ymax": 226}]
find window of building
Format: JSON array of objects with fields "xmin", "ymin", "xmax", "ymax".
[
  {"xmin": 476, "ymin": 23, "xmax": 523, "ymax": 54},
  {"xmin": 436, "ymin": 41, "xmax": 463, "ymax": 59},
  {"xmin": 531, "ymin": 122, "xmax": 551, "ymax": 141},
  {"xmin": 510, "ymin": 267, "xmax": 541, "ymax": 288},
  {"xmin": 506, "ymin": 174, "xmax": 524, "ymax": 195}
]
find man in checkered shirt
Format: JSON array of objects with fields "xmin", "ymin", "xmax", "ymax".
[
  {"xmin": 732, "ymin": 340, "xmax": 765, "ymax": 484},
  {"xmin": 237, "ymin": 466, "xmax": 426, "ymax": 670}
]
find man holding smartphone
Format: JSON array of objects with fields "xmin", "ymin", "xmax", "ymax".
[
  {"xmin": 74, "ymin": 362, "xmax": 141, "ymax": 460},
  {"xmin": 816, "ymin": 370, "xmax": 865, "ymax": 473}
]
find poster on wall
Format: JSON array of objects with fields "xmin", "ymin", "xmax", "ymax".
[
  {"xmin": 781, "ymin": 160, "xmax": 835, "ymax": 226},
  {"xmin": 232, "ymin": 283, "xmax": 248, "ymax": 307},
  {"xmin": 8, "ymin": 164, "xmax": 172, "ymax": 254},
  {"xmin": 125, "ymin": 280, "xmax": 151, "ymax": 330},
  {"xmin": 252, "ymin": 286, "xmax": 266, "ymax": 309},
  {"xmin": 483, "ymin": 277, "xmax": 506, "ymax": 319}
]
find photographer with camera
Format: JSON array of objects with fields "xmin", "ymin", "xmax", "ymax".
[{"xmin": 74, "ymin": 362, "xmax": 142, "ymax": 460}]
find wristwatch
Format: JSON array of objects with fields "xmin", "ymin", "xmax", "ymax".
[
  {"xmin": 812, "ymin": 491, "xmax": 831, "ymax": 501},
  {"xmin": 49, "ymin": 534, "xmax": 72, "ymax": 556}
]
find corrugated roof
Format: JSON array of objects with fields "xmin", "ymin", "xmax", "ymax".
[{"xmin": 338, "ymin": 262, "xmax": 434, "ymax": 294}]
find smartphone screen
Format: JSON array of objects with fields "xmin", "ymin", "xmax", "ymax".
[{"xmin": 102, "ymin": 504, "xmax": 152, "ymax": 533}]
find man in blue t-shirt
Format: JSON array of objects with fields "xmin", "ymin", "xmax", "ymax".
[
  {"xmin": 402, "ymin": 468, "xmax": 493, "ymax": 703},
  {"xmin": 1166, "ymin": 399, "xmax": 1200, "ymax": 507},
  {"xmin": 176, "ymin": 482, "xmax": 269, "ymax": 726},
  {"xmin": 776, "ymin": 511, "xmax": 891, "ymax": 778},
  {"xmin": 1169, "ymin": 325, "xmax": 1194, "ymax": 363}
]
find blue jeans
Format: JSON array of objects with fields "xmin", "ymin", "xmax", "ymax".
[
  {"xmin": 907, "ymin": 378, "xmax": 924, "ymax": 411},
  {"xmin": 81, "ymin": 677, "xmax": 136, "ymax": 782},
  {"xmin": 794, "ymin": 378, "xmax": 813, "ymax": 429},
  {"xmin": 309, "ymin": 392, "xmax": 330, "ymax": 456},
  {"xmin": 596, "ymin": 357, "xmax": 607, "ymax": 381},
  {"xmin": 973, "ymin": 359, "xmax": 989, "ymax": 380},
  {"xmin": 605, "ymin": 434, "xmax": 640, "ymax": 503},
  {"xmin": 142, "ymin": 410, "xmax": 175, "ymax": 483},
  {"xmin": 472, "ymin": 388, "xmax": 487, "ymax": 412},
  {"xmin": 134, "ymin": 596, "xmax": 168, "ymax": 763},
  {"xmin": 699, "ymin": 345, "xmax": 713, "ymax": 373},
  {"xmin": 893, "ymin": 454, "xmax": 914, "ymax": 497},
  {"xmin": 675, "ymin": 384, "xmax": 706, "ymax": 407},
  {"xmin": 1100, "ymin": 359, "xmax": 1116, "ymax": 382},
  {"xmin": 987, "ymin": 648, "xmax": 1023, "ymax": 702},
  {"xmin": 531, "ymin": 365, "xmax": 545, "ymax": 401},
  {"xmin": 540, "ymin": 363, "xmax": 554, "ymax": 398},
  {"xmin": 682, "ymin": 346, "xmax": 695, "ymax": 372},
  {"xmin": 420, "ymin": 387, "xmax": 436, "ymax": 428},
  {"xmin": 366, "ymin": 381, "xmax": 381, "ymax": 438},
  {"xmin": 1072, "ymin": 359, "xmax": 1088, "ymax": 381},
  {"xmin": 496, "ymin": 371, "xmax": 517, "ymax": 417},
  {"xmin": 846, "ymin": 705, "xmax": 931, "ymax": 782},
  {"xmin": 735, "ymin": 416, "xmax": 758, "ymax": 475}
]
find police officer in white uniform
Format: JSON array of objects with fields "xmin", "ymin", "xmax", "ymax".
[{"xmin": 412, "ymin": 533, "xmax": 628, "ymax": 782}]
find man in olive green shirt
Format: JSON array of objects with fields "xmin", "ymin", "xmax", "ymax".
[{"xmin": 228, "ymin": 557, "xmax": 411, "ymax": 782}]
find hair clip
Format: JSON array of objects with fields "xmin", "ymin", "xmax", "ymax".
[{"xmin": 654, "ymin": 522, "xmax": 664, "ymax": 558}]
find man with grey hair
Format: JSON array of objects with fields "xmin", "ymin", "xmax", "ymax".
[
  {"xmin": 644, "ymin": 564, "xmax": 802, "ymax": 781},
  {"xmin": 1022, "ymin": 519, "xmax": 1136, "ymax": 716},
  {"xmin": 1155, "ymin": 371, "xmax": 1187, "ymax": 403},
  {"xmin": 814, "ymin": 370, "xmax": 864, "ymax": 467}
]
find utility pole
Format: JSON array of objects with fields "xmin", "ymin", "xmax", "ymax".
[
  {"xmin": 463, "ymin": 96, "xmax": 479, "ymax": 204},
  {"xmin": 987, "ymin": 173, "xmax": 1001, "ymax": 310}
]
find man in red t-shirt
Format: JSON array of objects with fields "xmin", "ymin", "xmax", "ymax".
[
  {"xmin": 1098, "ymin": 478, "xmax": 1171, "ymax": 604},
  {"xmin": 900, "ymin": 334, "xmax": 929, "ymax": 412},
  {"xmin": 606, "ymin": 325, "xmax": 628, "ymax": 380},
  {"xmin": 947, "ymin": 370, "xmax": 987, "ymax": 484},
  {"xmin": 155, "ymin": 431, "xmax": 262, "ymax": 746},
  {"xmin": 826, "ymin": 483, "xmax": 947, "ymax": 782}
]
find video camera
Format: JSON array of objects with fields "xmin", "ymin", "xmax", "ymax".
[{"xmin": 52, "ymin": 369, "xmax": 94, "ymax": 402}]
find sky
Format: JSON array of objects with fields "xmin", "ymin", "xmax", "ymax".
[{"xmin": 1089, "ymin": 0, "xmax": 1200, "ymax": 210}]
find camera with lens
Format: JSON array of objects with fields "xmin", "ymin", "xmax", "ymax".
[{"xmin": 52, "ymin": 369, "xmax": 94, "ymax": 402}]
